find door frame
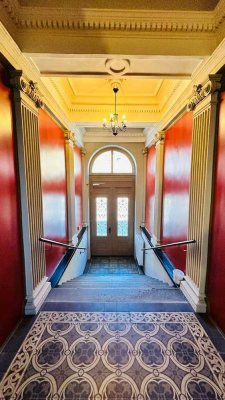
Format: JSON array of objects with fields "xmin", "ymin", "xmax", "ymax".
[
  {"xmin": 90, "ymin": 174, "xmax": 135, "ymax": 256},
  {"xmin": 84, "ymin": 144, "xmax": 145, "ymax": 261}
]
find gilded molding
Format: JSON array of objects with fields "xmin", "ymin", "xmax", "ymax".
[
  {"xmin": 10, "ymin": 72, "xmax": 43, "ymax": 108},
  {"xmin": 187, "ymin": 77, "xmax": 222, "ymax": 111}
]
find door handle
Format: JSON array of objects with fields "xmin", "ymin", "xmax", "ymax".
[{"xmin": 108, "ymin": 227, "xmax": 111, "ymax": 233}]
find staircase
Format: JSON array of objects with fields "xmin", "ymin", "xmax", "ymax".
[{"xmin": 46, "ymin": 273, "xmax": 188, "ymax": 305}]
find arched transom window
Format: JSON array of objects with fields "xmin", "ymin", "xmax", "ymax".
[{"xmin": 91, "ymin": 149, "xmax": 134, "ymax": 174}]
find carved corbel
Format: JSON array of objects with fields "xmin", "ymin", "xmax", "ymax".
[
  {"xmin": 81, "ymin": 148, "xmax": 87, "ymax": 157},
  {"xmin": 154, "ymin": 131, "xmax": 166, "ymax": 144},
  {"xmin": 64, "ymin": 129, "xmax": 76, "ymax": 145},
  {"xmin": 187, "ymin": 75, "xmax": 222, "ymax": 111},
  {"xmin": 142, "ymin": 148, "xmax": 148, "ymax": 156},
  {"xmin": 10, "ymin": 71, "xmax": 43, "ymax": 108}
]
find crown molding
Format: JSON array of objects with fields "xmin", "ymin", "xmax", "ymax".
[
  {"xmin": 1, "ymin": 1, "xmax": 222, "ymax": 35},
  {"xmin": 84, "ymin": 129, "xmax": 145, "ymax": 138},
  {"xmin": 84, "ymin": 131, "xmax": 146, "ymax": 143},
  {"xmin": 145, "ymin": 37, "xmax": 225, "ymax": 144},
  {"xmin": 70, "ymin": 105, "xmax": 160, "ymax": 114},
  {"xmin": 48, "ymin": 77, "xmax": 72, "ymax": 110},
  {"xmin": 0, "ymin": 21, "xmax": 85, "ymax": 138}
]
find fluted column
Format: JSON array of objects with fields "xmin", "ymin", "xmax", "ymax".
[
  {"xmin": 64, "ymin": 130, "xmax": 76, "ymax": 243},
  {"xmin": 10, "ymin": 70, "xmax": 51, "ymax": 314},
  {"xmin": 141, "ymin": 148, "xmax": 148, "ymax": 226},
  {"xmin": 153, "ymin": 131, "xmax": 165, "ymax": 245},
  {"xmin": 181, "ymin": 75, "xmax": 222, "ymax": 312}
]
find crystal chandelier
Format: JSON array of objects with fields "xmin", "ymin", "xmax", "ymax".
[{"xmin": 103, "ymin": 84, "xmax": 127, "ymax": 136}]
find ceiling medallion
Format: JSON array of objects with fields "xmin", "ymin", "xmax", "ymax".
[{"xmin": 105, "ymin": 59, "xmax": 130, "ymax": 76}]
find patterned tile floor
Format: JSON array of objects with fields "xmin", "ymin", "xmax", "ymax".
[
  {"xmin": 1, "ymin": 257, "xmax": 225, "ymax": 399},
  {"xmin": 84, "ymin": 257, "xmax": 143, "ymax": 275},
  {"xmin": 0, "ymin": 312, "xmax": 225, "ymax": 400}
]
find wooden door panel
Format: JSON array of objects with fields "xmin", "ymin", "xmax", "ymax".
[
  {"xmin": 90, "ymin": 188, "xmax": 112, "ymax": 255},
  {"xmin": 90, "ymin": 176, "xmax": 135, "ymax": 256}
]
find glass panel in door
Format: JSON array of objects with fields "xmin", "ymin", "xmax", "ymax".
[
  {"xmin": 96, "ymin": 197, "xmax": 108, "ymax": 237},
  {"xmin": 117, "ymin": 197, "xmax": 129, "ymax": 237}
]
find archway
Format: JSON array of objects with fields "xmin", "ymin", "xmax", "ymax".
[{"xmin": 89, "ymin": 147, "xmax": 136, "ymax": 256}]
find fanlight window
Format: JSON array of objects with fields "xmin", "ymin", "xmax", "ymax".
[{"xmin": 91, "ymin": 150, "xmax": 133, "ymax": 174}]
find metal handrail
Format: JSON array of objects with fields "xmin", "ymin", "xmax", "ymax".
[
  {"xmin": 39, "ymin": 237, "xmax": 86, "ymax": 250},
  {"xmin": 142, "ymin": 239, "xmax": 196, "ymax": 251}
]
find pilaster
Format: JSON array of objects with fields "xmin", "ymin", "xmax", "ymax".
[
  {"xmin": 64, "ymin": 129, "xmax": 76, "ymax": 243},
  {"xmin": 153, "ymin": 131, "xmax": 166, "ymax": 245},
  {"xmin": 141, "ymin": 148, "xmax": 148, "ymax": 226},
  {"xmin": 181, "ymin": 74, "xmax": 222, "ymax": 312},
  {"xmin": 10, "ymin": 70, "xmax": 51, "ymax": 315}
]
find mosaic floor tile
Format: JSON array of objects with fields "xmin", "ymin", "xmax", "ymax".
[
  {"xmin": 0, "ymin": 312, "xmax": 224, "ymax": 400},
  {"xmin": 85, "ymin": 257, "xmax": 143, "ymax": 275}
]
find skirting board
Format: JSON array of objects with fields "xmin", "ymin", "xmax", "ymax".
[
  {"xmin": 180, "ymin": 279, "xmax": 207, "ymax": 313},
  {"xmin": 25, "ymin": 277, "xmax": 51, "ymax": 315}
]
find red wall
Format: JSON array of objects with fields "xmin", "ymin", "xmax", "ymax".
[
  {"xmin": 0, "ymin": 64, "xmax": 24, "ymax": 344},
  {"xmin": 145, "ymin": 145, "xmax": 156, "ymax": 234},
  {"xmin": 39, "ymin": 110, "xmax": 67, "ymax": 277},
  {"xmin": 74, "ymin": 145, "xmax": 83, "ymax": 232},
  {"xmin": 161, "ymin": 113, "xmax": 193, "ymax": 271},
  {"xmin": 208, "ymin": 92, "xmax": 225, "ymax": 333}
]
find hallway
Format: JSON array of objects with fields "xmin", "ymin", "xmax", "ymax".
[{"xmin": 1, "ymin": 0, "xmax": 225, "ymax": 398}]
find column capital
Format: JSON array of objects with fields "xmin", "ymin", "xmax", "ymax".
[
  {"xmin": 64, "ymin": 129, "xmax": 76, "ymax": 145},
  {"xmin": 81, "ymin": 148, "xmax": 87, "ymax": 157},
  {"xmin": 154, "ymin": 131, "xmax": 166, "ymax": 144},
  {"xmin": 10, "ymin": 70, "xmax": 43, "ymax": 108},
  {"xmin": 142, "ymin": 148, "xmax": 148, "ymax": 156},
  {"xmin": 187, "ymin": 74, "xmax": 222, "ymax": 112}
]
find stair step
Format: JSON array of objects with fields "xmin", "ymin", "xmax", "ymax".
[{"xmin": 47, "ymin": 287, "xmax": 186, "ymax": 303}]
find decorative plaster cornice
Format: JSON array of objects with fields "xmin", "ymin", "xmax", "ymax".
[
  {"xmin": 2, "ymin": 0, "xmax": 223, "ymax": 35},
  {"xmin": 10, "ymin": 71, "xmax": 43, "ymax": 108},
  {"xmin": 2, "ymin": 6, "xmax": 217, "ymax": 34},
  {"xmin": 187, "ymin": 75, "xmax": 222, "ymax": 111},
  {"xmin": 0, "ymin": 22, "xmax": 72, "ymax": 129},
  {"xmin": 84, "ymin": 131, "xmax": 145, "ymax": 138},
  {"xmin": 48, "ymin": 77, "xmax": 72, "ymax": 110},
  {"xmin": 70, "ymin": 106, "xmax": 160, "ymax": 114},
  {"xmin": 147, "ymin": 39, "xmax": 225, "ymax": 145}
]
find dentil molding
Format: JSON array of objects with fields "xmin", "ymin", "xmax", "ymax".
[{"xmin": 0, "ymin": 0, "xmax": 222, "ymax": 34}]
